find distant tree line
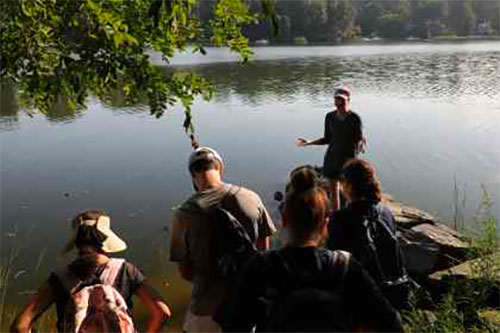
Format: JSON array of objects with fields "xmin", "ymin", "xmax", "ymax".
[{"xmin": 196, "ymin": 0, "xmax": 500, "ymax": 43}]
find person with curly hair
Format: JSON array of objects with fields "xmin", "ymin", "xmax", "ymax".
[{"xmin": 327, "ymin": 159, "xmax": 410, "ymax": 310}]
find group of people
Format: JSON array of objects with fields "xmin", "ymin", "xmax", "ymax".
[{"xmin": 11, "ymin": 87, "xmax": 410, "ymax": 332}]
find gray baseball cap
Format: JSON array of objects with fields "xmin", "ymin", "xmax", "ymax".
[{"xmin": 188, "ymin": 147, "xmax": 224, "ymax": 170}]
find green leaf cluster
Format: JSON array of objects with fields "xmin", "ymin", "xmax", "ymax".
[{"xmin": 0, "ymin": 0, "xmax": 273, "ymax": 132}]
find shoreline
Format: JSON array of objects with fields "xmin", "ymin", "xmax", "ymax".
[{"xmin": 252, "ymin": 35, "xmax": 500, "ymax": 47}]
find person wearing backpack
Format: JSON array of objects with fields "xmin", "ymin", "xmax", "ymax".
[
  {"xmin": 214, "ymin": 165, "xmax": 403, "ymax": 332},
  {"xmin": 169, "ymin": 147, "xmax": 276, "ymax": 332},
  {"xmin": 11, "ymin": 210, "xmax": 171, "ymax": 333},
  {"xmin": 327, "ymin": 158, "xmax": 411, "ymax": 310}
]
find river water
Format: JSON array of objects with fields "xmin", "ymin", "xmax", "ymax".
[{"xmin": 1, "ymin": 41, "xmax": 499, "ymax": 322}]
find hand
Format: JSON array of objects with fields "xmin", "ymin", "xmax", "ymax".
[
  {"xmin": 296, "ymin": 137, "xmax": 309, "ymax": 147},
  {"xmin": 356, "ymin": 138, "xmax": 366, "ymax": 154}
]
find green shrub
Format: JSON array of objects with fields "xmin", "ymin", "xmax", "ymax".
[
  {"xmin": 434, "ymin": 33, "xmax": 459, "ymax": 39},
  {"xmin": 293, "ymin": 36, "xmax": 308, "ymax": 45}
]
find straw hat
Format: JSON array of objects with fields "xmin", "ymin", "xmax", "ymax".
[{"xmin": 64, "ymin": 215, "xmax": 127, "ymax": 253}]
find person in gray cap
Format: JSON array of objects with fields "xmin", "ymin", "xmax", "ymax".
[
  {"xmin": 170, "ymin": 147, "xmax": 276, "ymax": 332},
  {"xmin": 296, "ymin": 86, "xmax": 366, "ymax": 213}
]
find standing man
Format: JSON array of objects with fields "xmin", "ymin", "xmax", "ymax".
[
  {"xmin": 296, "ymin": 86, "xmax": 365, "ymax": 212},
  {"xmin": 170, "ymin": 147, "xmax": 276, "ymax": 332}
]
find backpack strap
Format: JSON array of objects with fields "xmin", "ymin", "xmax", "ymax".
[
  {"xmin": 221, "ymin": 185, "xmax": 258, "ymax": 240},
  {"xmin": 54, "ymin": 267, "xmax": 82, "ymax": 294},
  {"xmin": 363, "ymin": 204, "xmax": 407, "ymax": 284},
  {"xmin": 331, "ymin": 250, "xmax": 351, "ymax": 293},
  {"xmin": 263, "ymin": 249, "xmax": 351, "ymax": 321},
  {"xmin": 272, "ymin": 249, "xmax": 351, "ymax": 293},
  {"xmin": 55, "ymin": 258, "xmax": 125, "ymax": 294},
  {"xmin": 363, "ymin": 205, "xmax": 387, "ymax": 282},
  {"xmin": 99, "ymin": 258, "xmax": 125, "ymax": 286}
]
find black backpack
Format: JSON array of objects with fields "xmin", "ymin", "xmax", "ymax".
[
  {"xmin": 263, "ymin": 250, "xmax": 350, "ymax": 332},
  {"xmin": 209, "ymin": 206, "xmax": 258, "ymax": 279},
  {"xmin": 357, "ymin": 205, "xmax": 411, "ymax": 310}
]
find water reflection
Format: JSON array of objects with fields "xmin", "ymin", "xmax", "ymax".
[
  {"xmin": 0, "ymin": 82, "xmax": 20, "ymax": 131},
  {"xmin": 191, "ymin": 51, "xmax": 500, "ymax": 106},
  {"xmin": 0, "ymin": 83, "xmax": 149, "ymax": 126},
  {"xmin": 0, "ymin": 82, "xmax": 86, "ymax": 128},
  {"xmin": 2, "ymin": 44, "xmax": 499, "ymax": 125},
  {"xmin": 45, "ymin": 97, "xmax": 86, "ymax": 124}
]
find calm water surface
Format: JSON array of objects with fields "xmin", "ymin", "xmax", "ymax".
[{"xmin": 1, "ymin": 42, "xmax": 499, "ymax": 315}]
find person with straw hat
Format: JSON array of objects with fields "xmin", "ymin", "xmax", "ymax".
[{"xmin": 11, "ymin": 210, "xmax": 171, "ymax": 333}]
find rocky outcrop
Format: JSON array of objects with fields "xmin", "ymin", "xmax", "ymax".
[
  {"xmin": 382, "ymin": 195, "xmax": 471, "ymax": 276},
  {"xmin": 275, "ymin": 173, "xmax": 473, "ymax": 277}
]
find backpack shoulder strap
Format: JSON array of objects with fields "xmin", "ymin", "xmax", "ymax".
[
  {"xmin": 330, "ymin": 250, "xmax": 351, "ymax": 292},
  {"xmin": 99, "ymin": 258, "xmax": 125, "ymax": 286},
  {"xmin": 362, "ymin": 205, "xmax": 387, "ymax": 282},
  {"xmin": 213, "ymin": 204, "xmax": 257, "ymax": 247}
]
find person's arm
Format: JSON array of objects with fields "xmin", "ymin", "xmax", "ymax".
[
  {"xmin": 11, "ymin": 282, "xmax": 54, "ymax": 333},
  {"xmin": 297, "ymin": 113, "xmax": 332, "ymax": 147},
  {"xmin": 135, "ymin": 284, "xmax": 171, "ymax": 333},
  {"xmin": 353, "ymin": 113, "xmax": 366, "ymax": 153},
  {"xmin": 256, "ymin": 205, "xmax": 276, "ymax": 251},
  {"xmin": 169, "ymin": 213, "xmax": 194, "ymax": 282},
  {"xmin": 296, "ymin": 137, "xmax": 327, "ymax": 147}
]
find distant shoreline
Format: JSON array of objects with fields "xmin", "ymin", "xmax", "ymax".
[{"xmin": 252, "ymin": 35, "xmax": 500, "ymax": 47}]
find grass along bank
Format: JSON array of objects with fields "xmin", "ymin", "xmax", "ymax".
[{"xmin": 403, "ymin": 189, "xmax": 500, "ymax": 332}]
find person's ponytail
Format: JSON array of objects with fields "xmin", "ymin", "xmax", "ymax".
[{"xmin": 284, "ymin": 166, "xmax": 329, "ymax": 243}]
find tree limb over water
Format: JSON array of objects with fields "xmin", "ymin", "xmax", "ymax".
[{"xmin": 0, "ymin": 0, "xmax": 276, "ymax": 133}]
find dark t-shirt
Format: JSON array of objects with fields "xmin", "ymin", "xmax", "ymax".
[
  {"xmin": 48, "ymin": 258, "xmax": 146, "ymax": 332},
  {"xmin": 323, "ymin": 110, "xmax": 363, "ymax": 179},
  {"xmin": 215, "ymin": 247, "xmax": 402, "ymax": 332}
]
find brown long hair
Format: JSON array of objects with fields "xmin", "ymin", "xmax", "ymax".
[
  {"xmin": 284, "ymin": 166, "xmax": 329, "ymax": 243},
  {"xmin": 341, "ymin": 159, "xmax": 382, "ymax": 203}
]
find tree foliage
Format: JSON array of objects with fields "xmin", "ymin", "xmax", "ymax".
[
  {"xmin": 244, "ymin": 0, "xmax": 499, "ymax": 42},
  {"xmin": 0, "ymin": 0, "xmax": 275, "ymax": 133}
]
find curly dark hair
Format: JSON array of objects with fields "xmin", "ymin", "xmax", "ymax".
[{"xmin": 341, "ymin": 159, "xmax": 382, "ymax": 203}]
